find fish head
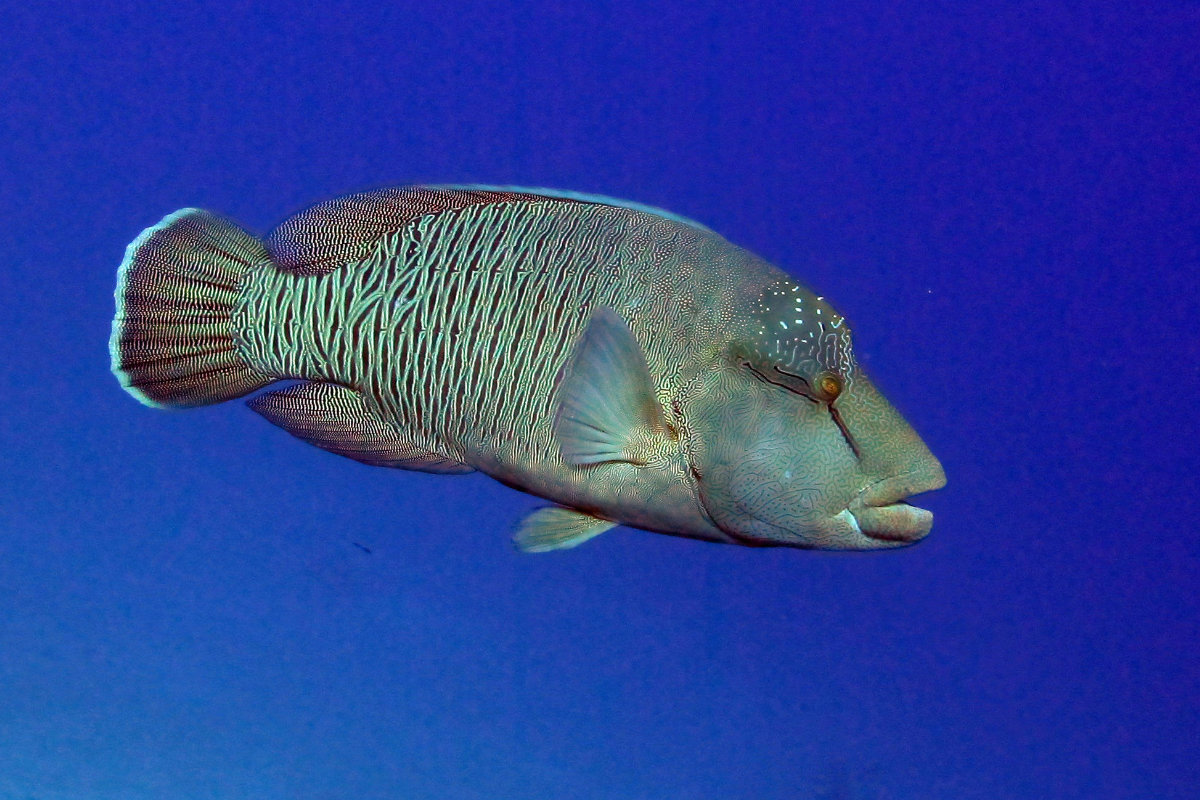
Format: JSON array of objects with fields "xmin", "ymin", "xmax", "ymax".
[{"xmin": 686, "ymin": 279, "xmax": 945, "ymax": 550}]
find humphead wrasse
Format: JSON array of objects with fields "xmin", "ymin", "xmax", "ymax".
[{"xmin": 110, "ymin": 186, "xmax": 945, "ymax": 552}]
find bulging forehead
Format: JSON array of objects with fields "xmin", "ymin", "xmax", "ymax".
[{"xmin": 748, "ymin": 279, "xmax": 856, "ymax": 378}]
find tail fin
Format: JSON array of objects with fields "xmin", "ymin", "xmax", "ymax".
[{"xmin": 110, "ymin": 209, "xmax": 275, "ymax": 408}]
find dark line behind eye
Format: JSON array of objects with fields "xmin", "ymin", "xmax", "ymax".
[
  {"xmin": 772, "ymin": 365, "xmax": 812, "ymax": 390},
  {"xmin": 829, "ymin": 404, "xmax": 862, "ymax": 460},
  {"xmin": 743, "ymin": 362, "xmax": 818, "ymax": 403}
]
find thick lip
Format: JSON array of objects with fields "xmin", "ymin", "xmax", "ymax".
[{"xmin": 850, "ymin": 466, "xmax": 947, "ymax": 543}]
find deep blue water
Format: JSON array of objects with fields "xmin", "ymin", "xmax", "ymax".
[{"xmin": 1, "ymin": 2, "xmax": 1196, "ymax": 798}]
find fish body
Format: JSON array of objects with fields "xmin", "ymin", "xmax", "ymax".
[{"xmin": 111, "ymin": 186, "xmax": 945, "ymax": 551}]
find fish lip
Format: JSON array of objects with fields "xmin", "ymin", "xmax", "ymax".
[
  {"xmin": 851, "ymin": 502, "xmax": 934, "ymax": 543},
  {"xmin": 851, "ymin": 466, "xmax": 946, "ymax": 543},
  {"xmin": 860, "ymin": 466, "xmax": 947, "ymax": 508}
]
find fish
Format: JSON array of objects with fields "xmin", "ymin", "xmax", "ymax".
[{"xmin": 110, "ymin": 185, "xmax": 945, "ymax": 552}]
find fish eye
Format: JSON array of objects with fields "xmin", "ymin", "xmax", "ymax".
[{"xmin": 817, "ymin": 372, "xmax": 842, "ymax": 401}]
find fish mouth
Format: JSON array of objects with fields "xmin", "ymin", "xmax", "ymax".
[{"xmin": 849, "ymin": 465, "xmax": 947, "ymax": 544}]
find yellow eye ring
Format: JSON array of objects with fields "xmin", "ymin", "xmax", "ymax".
[{"xmin": 817, "ymin": 372, "xmax": 842, "ymax": 400}]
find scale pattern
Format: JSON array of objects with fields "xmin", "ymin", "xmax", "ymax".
[{"xmin": 234, "ymin": 197, "xmax": 748, "ymax": 479}]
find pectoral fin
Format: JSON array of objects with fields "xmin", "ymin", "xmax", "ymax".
[
  {"xmin": 247, "ymin": 382, "xmax": 473, "ymax": 474},
  {"xmin": 514, "ymin": 507, "xmax": 617, "ymax": 553},
  {"xmin": 554, "ymin": 308, "xmax": 672, "ymax": 466}
]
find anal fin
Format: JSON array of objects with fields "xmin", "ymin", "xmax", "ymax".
[
  {"xmin": 514, "ymin": 507, "xmax": 617, "ymax": 553},
  {"xmin": 247, "ymin": 382, "xmax": 473, "ymax": 474}
]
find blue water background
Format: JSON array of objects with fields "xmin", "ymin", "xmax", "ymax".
[{"xmin": 1, "ymin": 2, "xmax": 1196, "ymax": 798}]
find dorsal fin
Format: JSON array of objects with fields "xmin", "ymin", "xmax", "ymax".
[
  {"xmin": 428, "ymin": 184, "xmax": 713, "ymax": 232},
  {"xmin": 264, "ymin": 186, "xmax": 547, "ymax": 276},
  {"xmin": 265, "ymin": 185, "xmax": 711, "ymax": 276}
]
